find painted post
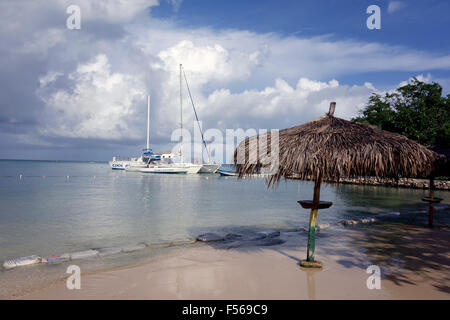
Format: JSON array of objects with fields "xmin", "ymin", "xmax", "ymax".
[{"xmin": 306, "ymin": 177, "xmax": 321, "ymax": 262}]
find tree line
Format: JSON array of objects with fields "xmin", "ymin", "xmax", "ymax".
[{"xmin": 352, "ymin": 78, "xmax": 450, "ymax": 148}]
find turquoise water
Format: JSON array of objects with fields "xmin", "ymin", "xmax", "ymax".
[
  {"xmin": 0, "ymin": 160, "xmax": 448, "ymax": 296},
  {"xmin": 1, "ymin": 159, "xmax": 448, "ymax": 262}
]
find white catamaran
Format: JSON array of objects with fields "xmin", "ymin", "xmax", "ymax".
[
  {"xmin": 111, "ymin": 96, "xmax": 187, "ymax": 174},
  {"xmin": 110, "ymin": 64, "xmax": 220, "ymax": 174}
]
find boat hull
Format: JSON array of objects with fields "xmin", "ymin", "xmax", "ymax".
[
  {"xmin": 175, "ymin": 163, "xmax": 202, "ymax": 174},
  {"xmin": 109, "ymin": 161, "xmax": 130, "ymax": 170},
  {"xmin": 140, "ymin": 167, "xmax": 187, "ymax": 174},
  {"xmin": 186, "ymin": 164, "xmax": 202, "ymax": 174},
  {"xmin": 199, "ymin": 164, "xmax": 220, "ymax": 173},
  {"xmin": 217, "ymin": 169, "xmax": 238, "ymax": 176}
]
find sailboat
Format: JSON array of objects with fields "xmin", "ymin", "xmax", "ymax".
[
  {"xmin": 179, "ymin": 64, "xmax": 220, "ymax": 173},
  {"xmin": 110, "ymin": 64, "xmax": 217, "ymax": 174},
  {"xmin": 124, "ymin": 96, "xmax": 187, "ymax": 174},
  {"xmin": 170, "ymin": 64, "xmax": 203, "ymax": 174}
]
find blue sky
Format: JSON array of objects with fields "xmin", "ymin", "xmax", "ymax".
[
  {"xmin": 152, "ymin": 0, "xmax": 450, "ymax": 89},
  {"xmin": 0, "ymin": 0, "xmax": 449, "ymax": 161},
  {"xmin": 153, "ymin": 0, "xmax": 450, "ymax": 50}
]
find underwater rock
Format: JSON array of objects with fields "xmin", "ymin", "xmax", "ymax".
[
  {"xmin": 339, "ymin": 217, "xmax": 377, "ymax": 226},
  {"xmin": 225, "ymin": 233, "xmax": 243, "ymax": 240},
  {"xmin": 257, "ymin": 230, "xmax": 281, "ymax": 238},
  {"xmin": 97, "ymin": 247, "xmax": 122, "ymax": 257},
  {"xmin": 359, "ymin": 218, "xmax": 376, "ymax": 224},
  {"xmin": 244, "ymin": 233, "xmax": 267, "ymax": 241},
  {"xmin": 338, "ymin": 211, "xmax": 400, "ymax": 227},
  {"xmin": 196, "ymin": 233, "xmax": 225, "ymax": 242},
  {"xmin": 259, "ymin": 238, "xmax": 285, "ymax": 246},
  {"xmin": 316, "ymin": 223, "xmax": 330, "ymax": 231},
  {"xmin": 300, "ymin": 223, "xmax": 330, "ymax": 232},
  {"xmin": 284, "ymin": 228, "xmax": 304, "ymax": 233},
  {"xmin": 338, "ymin": 219, "xmax": 358, "ymax": 226}
]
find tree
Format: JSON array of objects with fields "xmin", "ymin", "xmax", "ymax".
[{"xmin": 353, "ymin": 78, "xmax": 450, "ymax": 148}]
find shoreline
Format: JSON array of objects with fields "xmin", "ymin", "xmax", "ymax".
[
  {"xmin": 289, "ymin": 175, "xmax": 450, "ymax": 190},
  {"xmin": 17, "ymin": 223, "xmax": 450, "ymax": 300}
]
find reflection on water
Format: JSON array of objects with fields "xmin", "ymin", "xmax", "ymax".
[{"xmin": 306, "ymin": 269, "xmax": 321, "ymax": 300}]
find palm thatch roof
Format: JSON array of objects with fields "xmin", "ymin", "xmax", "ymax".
[
  {"xmin": 234, "ymin": 104, "xmax": 446, "ymax": 186},
  {"xmin": 428, "ymin": 145, "xmax": 450, "ymax": 176}
]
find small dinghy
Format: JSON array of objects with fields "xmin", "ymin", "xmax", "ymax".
[
  {"xmin": 3, "ymin": 255, "xmax": 41, "ymax": 269},
  {"xmin": 42, "ymin": 254, "xmax": 70, "ymax": 263},
  {"xmin": 217, "ymin": 168, "xmax": 238, "ymax": 176}
]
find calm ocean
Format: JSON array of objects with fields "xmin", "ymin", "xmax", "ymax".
[{"xmin": 0, "ymin": 160, "xmax": 448, "ymax": 297}]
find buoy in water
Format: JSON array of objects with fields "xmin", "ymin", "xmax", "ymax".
[
  {"xmin": 43, "ymin": 254, "xmax": 70, "ymax": 263},
  {"xmin": 3, "ymin": 255, "xmax": 41, "ymax": 269}
]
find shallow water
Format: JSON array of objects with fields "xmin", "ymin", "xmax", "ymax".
[{"xmin": 0, "ymin": 160, "xmax": 448, "ymax": 297}]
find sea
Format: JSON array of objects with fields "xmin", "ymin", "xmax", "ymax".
[{"xmin": 0, "ymin": 159, "xmax": 448, "ymax": 298}]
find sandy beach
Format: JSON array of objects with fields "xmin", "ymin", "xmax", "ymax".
[{"xmin": 19, "ymin": 223, "xmax": 450, "ymax": 300}]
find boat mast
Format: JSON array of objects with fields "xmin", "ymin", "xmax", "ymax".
[
  {"xmin": 147, "ymin": 95, "xmax": 150, "ymax": 151},
  {"xmin": 179, "ymin": 64, "xmax": 183, "ymax": 162},
  {"xmin": 181, "ymin": 66, "xmax": 212, "ymax": 164}
]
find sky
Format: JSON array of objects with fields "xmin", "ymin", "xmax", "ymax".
[{"xmin": 0, "ymin": 0, "xmax": 449, "ymax": 161}]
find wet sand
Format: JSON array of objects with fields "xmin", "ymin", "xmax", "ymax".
[{"xmin": 19, "ymin": 223, "xmax": 450, "ymax": 300}]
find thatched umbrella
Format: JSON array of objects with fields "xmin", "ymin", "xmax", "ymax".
[{"xmin": 234, "ymin": 102, "xmax": 444, "ymax": 268}]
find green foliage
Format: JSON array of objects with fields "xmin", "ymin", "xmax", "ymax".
[{"xmin": 352, "ymin": 78, "xmax": 450, "ymax": 147}]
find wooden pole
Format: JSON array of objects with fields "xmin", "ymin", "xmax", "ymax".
[
  {"xmin": 429, "ymin": 176, "xmax": 435, "ymax": 227},
  {"xmin": 306, "ymin": 176, "xmax": 321, "ymax": 262},
  {"xmin": 327, "ymin": 102, "xmax": 336, "ymax": 117},
  {"xmin": 421, "ymin": 174, "xmax": 442, "ymax": 228}
]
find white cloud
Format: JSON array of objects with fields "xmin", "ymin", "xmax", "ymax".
[
  {"xmin": 30, "ymin": 20, "xmax": 450, "ymax": 144},
  {"xmin": 16, "ymin": 28, "xmax": 66, "ymax": 57},
  {"xmin": 69, "ymin": 0, "xmax": 159, "ymax": 23},
  {"xmin": 2, "ymin": 0, "xmax": 450, "ymax": 157},
  {"xmin": 203, "ymin": 78, "xmax": 375, "ymax": 130},
  {"xmin": 37, "ymin": 54, "xmax": 147, "ymax": 140},
  {"xmin": 39, "ymin": 71, "xmax": 64, "ymax": 88},
  {"xmin": 130, "ymin": 22, "xmax": 450, "ymax": 83},
  {"xmin": 398, "ymin": 73, "xmax": 433, "ymax": 87},
  {"xmin": 154, "ymin": 40, "xmax": 260, "ymax": 85},
  {"xmin": 388, "ymin": 1, "xmax": 406, "ymax": 14}
]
